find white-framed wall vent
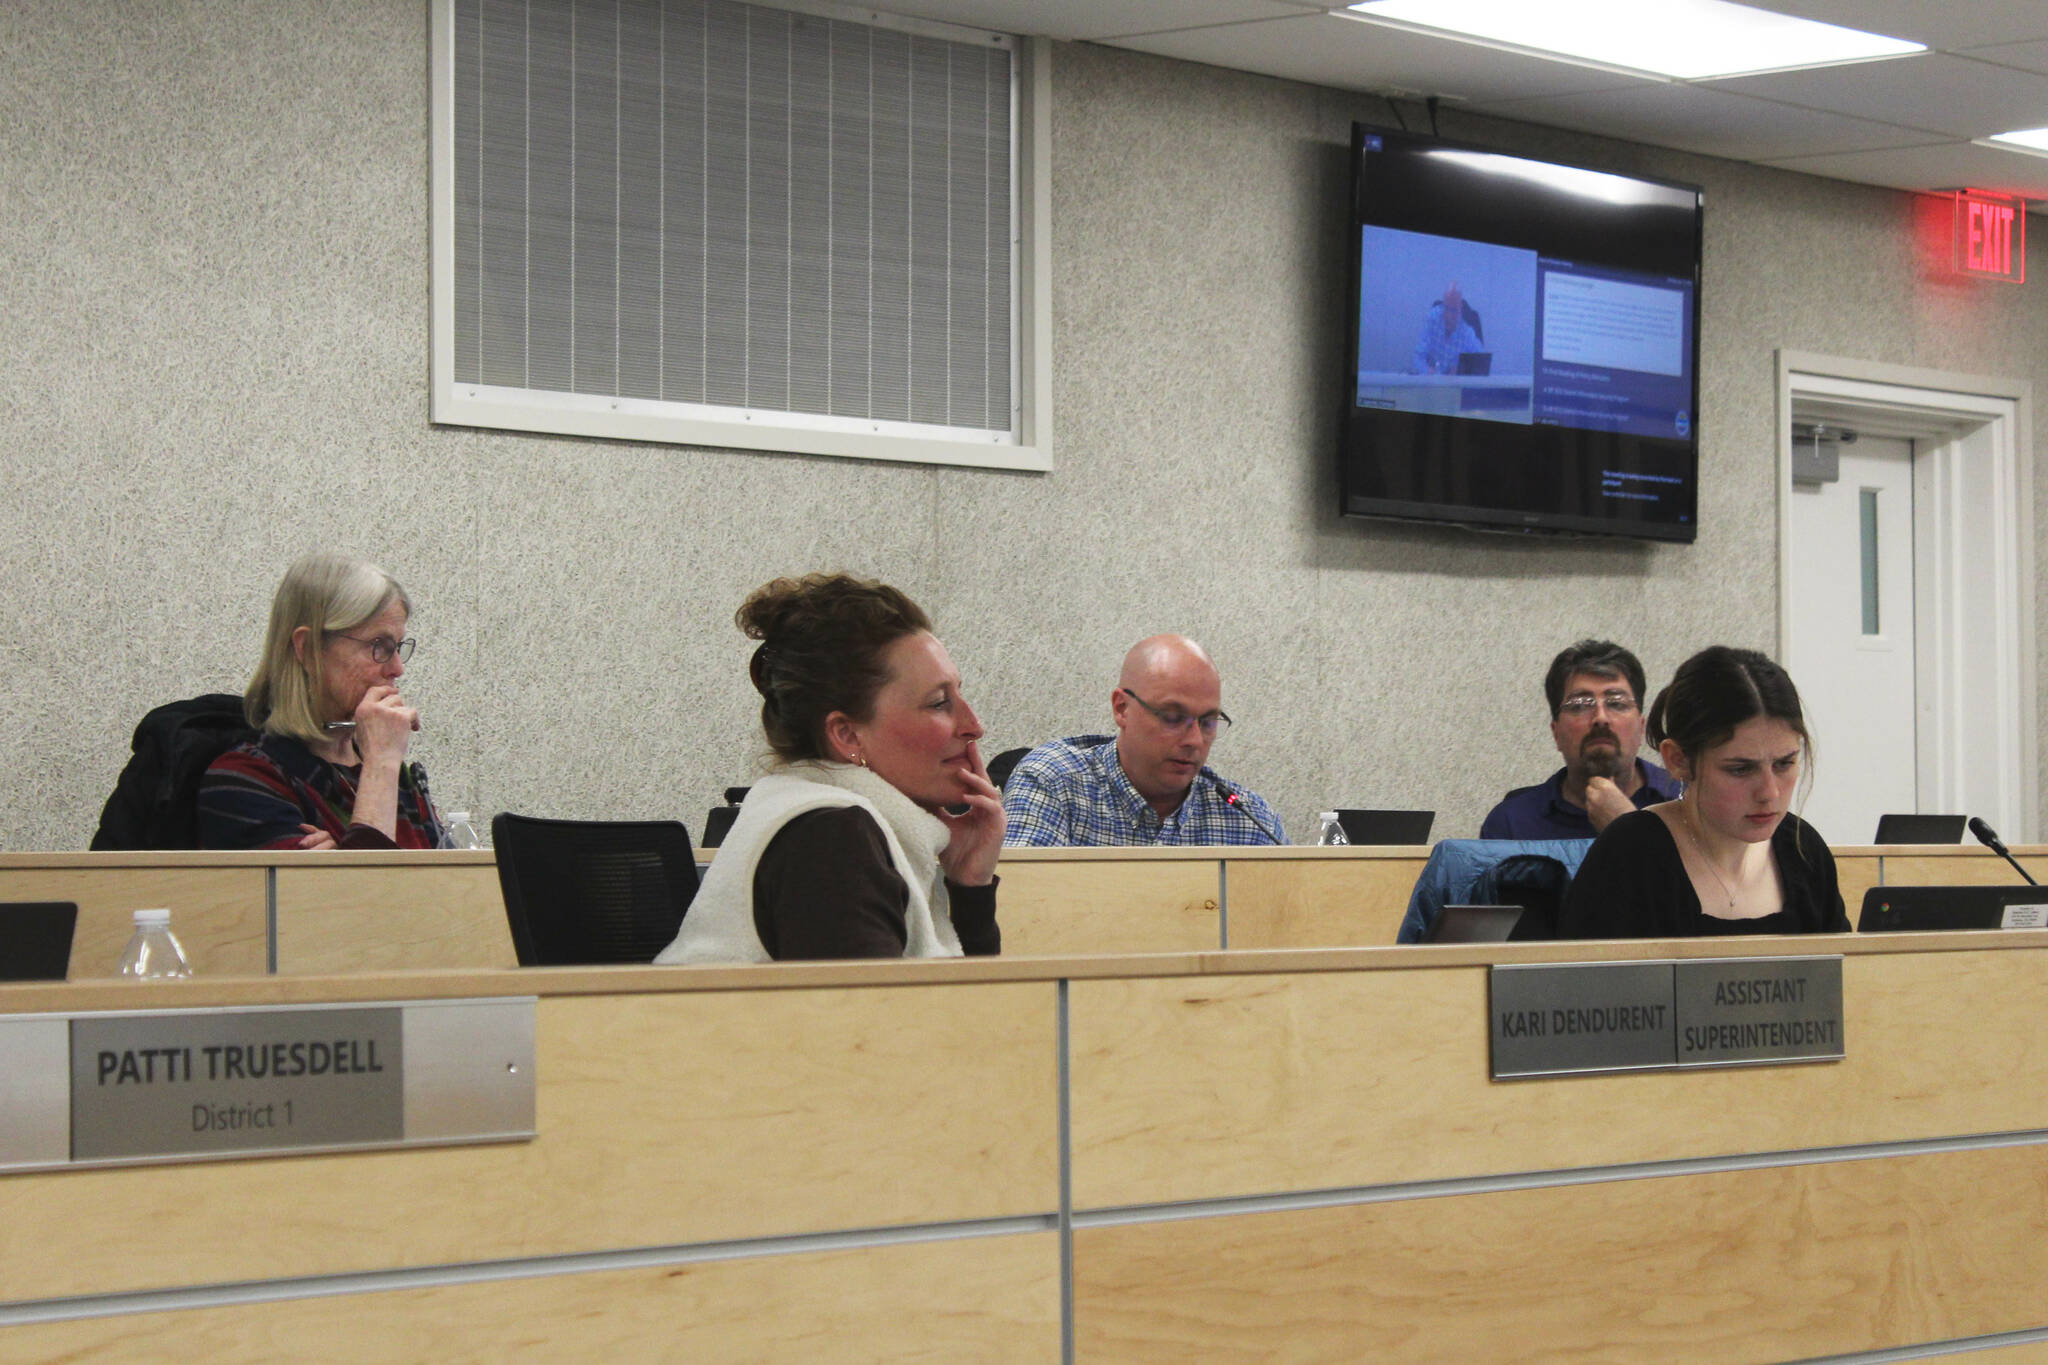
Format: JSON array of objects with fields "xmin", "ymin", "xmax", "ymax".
[{"xmin": 430, "ymin": 0, "xmax": 1052, "ymax": 471}]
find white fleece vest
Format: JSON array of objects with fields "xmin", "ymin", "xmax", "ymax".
[{"xmin": 656, "ymin": 762, "xmax": 963, "ymax": 964}]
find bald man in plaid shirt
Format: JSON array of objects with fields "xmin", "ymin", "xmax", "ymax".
[{"xmin": 1002, "ymin": 636, "xmax": 1286, "ymax": 847}]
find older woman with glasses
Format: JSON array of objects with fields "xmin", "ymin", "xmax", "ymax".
[
  {"xmin": 198, "ymin": 552, "xmax": 445, "ymax": 850},
  {"xmin": 657, "ymin": 572, "xmax": 1003, "ymax": 964}
]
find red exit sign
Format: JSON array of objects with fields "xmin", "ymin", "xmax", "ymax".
[{"xmin": 1954, "ymin": 191, "xmax": 2025, "ymax": 282}]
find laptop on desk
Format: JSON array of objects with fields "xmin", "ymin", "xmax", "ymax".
[
  {"xmin": 1871, "ymin": 814, "xmax": 1967, "ymax": 844},
  {"xmin": 1334, "ymin": 809, "xmax": 1434, "ymax": 845},
  {"xmin": 1425, "ymin": 905, "xmax": 1524, "ymax": 944},
  {"xmin": 0, "ymin": 902, "xmax": 77, "ymax": 981},
  {"xmin": 1455, "ymin": 351, "xmax": 1492, "ymax": 376},
  {"xmin": 1858, "ymin": 885, "xmax": 2048, "ymax": 932}
]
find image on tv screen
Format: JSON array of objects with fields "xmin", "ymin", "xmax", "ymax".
[{"xmin": 1356, "ymin": 225, "xmax": 1694, "ymax": 442}]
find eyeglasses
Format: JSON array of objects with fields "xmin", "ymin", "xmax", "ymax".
[
  {"xmin": 1121, "ymin": 688, "xmax": 1231, "ymax": 737},
  {"xmin": 1558, "ymin": 690, "xmax": 1638, "ymax": 718},
  {"xmin": 331, "ymin": 633, "xmax": 416, "ymax": 664}
]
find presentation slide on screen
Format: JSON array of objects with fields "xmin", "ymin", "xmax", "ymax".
[{"xmin": 1355, "ymin": 227, "xmax": 1694, "ymax": 446}]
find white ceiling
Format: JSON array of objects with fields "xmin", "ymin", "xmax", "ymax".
[{"xmin": 880, "ymin": 0, "xmax": 2048, "ymax": 205}]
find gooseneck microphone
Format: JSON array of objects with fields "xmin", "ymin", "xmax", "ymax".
[
  {"xmin": 1213, "ymin": 778, "xmax": 1283, "ymax": 846},
  {"xmin": 1969, "ymin": 817, "xmax": 2038, "ymax": 886}
]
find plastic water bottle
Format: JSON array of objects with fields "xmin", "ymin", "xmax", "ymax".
[
  {"xmin": 1316, "ymin": 812, "xmax": 1349, "ymax": 847},
  {"xmin": 443, "ymin": 811, "xmax": 483, "ymax": 850},
  {"xmin": 116, "ymin": 909, "xmax": 193, "ymax": 979}
]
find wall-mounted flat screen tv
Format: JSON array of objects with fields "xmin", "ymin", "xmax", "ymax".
[{"xmin": 1341, "ymin": 125, "xmax": 1703, "ymax": 541}]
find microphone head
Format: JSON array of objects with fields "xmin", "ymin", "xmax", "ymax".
[{"xmin": 1969, "ymin": 816, "xmax": 2003, "ymax": 848}]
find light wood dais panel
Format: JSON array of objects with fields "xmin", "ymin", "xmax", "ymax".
[
  {"xmin": 0, "ymin": 867, "xmax": 266, "ymax": 978},
  {"xmin": 273, "ymin": 864, "xmax": 511, "ymax": 971},
  {"xmin": 6, "ymin": 1229, "xmax": 1060, "ymax": 1363},
  {"xmin": 1835, "ymin": 852, "xmax": 1882, "ymax": 916},
  {"xmin": 0, "ymin": 982, "xmax": 1058, "ymax": 1301},
  {"xmin": 996, "ymin": 859, "xmax": 1221, "ymax": 955},
  {"xmin": 1069, "ymin": 948, "xmax": 2048, "ymax": 1208},
  {"xmin": 1884, "ymin": 853, "xmax": 2048, "ymax": 888},
  {"xmin": 1074, "ymin": 1143, "xmax": 2048, "ymax": 1362},
  {"xmin": 1223, "ymin": 855, "xmax": 1422, "ymax": 948}
]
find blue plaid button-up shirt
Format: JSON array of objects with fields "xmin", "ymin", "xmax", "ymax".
[{"xmin": 1001, "ymin": 735, "xmax": 1288, "ymax": 847}]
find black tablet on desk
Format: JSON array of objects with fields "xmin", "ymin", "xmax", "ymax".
[
  {"xmin": 1858, "ymin": 885, "xmax": 2048, "ymax": 932},
  {"xmin": 0, "ymin": 902, "xmax": 77, "ymax": 980}
]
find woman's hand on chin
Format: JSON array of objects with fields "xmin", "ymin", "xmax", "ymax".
[
  {"xmin": 935, "ymin": 744, "xmax": 1004, "ymax": 886},
  {"xmin": 352, "ymin": 684, "xmax": 418, "ymax": 768}
]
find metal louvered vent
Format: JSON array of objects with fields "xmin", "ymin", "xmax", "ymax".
[{"xmin": 444, "ymin": 0, "xmax": 1016, "ymax": 451}]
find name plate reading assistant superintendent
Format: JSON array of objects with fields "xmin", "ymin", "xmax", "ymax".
[{"xmin": 1674, "ymin": 958, "xmax": 1844, "ymax": 1066}]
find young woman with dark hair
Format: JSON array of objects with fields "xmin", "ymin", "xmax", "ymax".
[{"xmin": 1556, "ymin": 645, "xmax": 1850, "ymax": 939}]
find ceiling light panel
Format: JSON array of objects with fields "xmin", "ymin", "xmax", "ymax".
[
  {"xmin": 1344, "ymin": 0, "xmax": 1924, "ymax": 81},
  {"xmin": 1985, "ymin": 126, "xmax": 2048, "ymax": 155}
]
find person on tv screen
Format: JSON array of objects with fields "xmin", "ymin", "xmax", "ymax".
[
  {"xmin": 657, "ymin": 573, "xmax": 1003, "ymax": 964},
  {"xmin": 1556, "ymin": 646, "xmax": 1849, "ymax": 940},
  {"xmin": 1480, "ymin": 639, "xmax": 1680, "ymax": 840},
  {"xmin": 1001, "ymin": 635, "xmax": 1285, "ymax": 846},
  {"xmin": 1411, "ymin": 281, "xmax": 1484, "ymax": 375},
  {"xmin": 199, "ymin": 552, "xmax": 444, "ymax": 850}
]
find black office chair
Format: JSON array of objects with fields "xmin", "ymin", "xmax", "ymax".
[
  {"xmin": 491, "ymin": 814, "xmax": 700, "ymax": 966},
  {"xmin": 700, "ymin": 786, "xmax": 752, "ymax": 848},
  {"xmin": 986, "ymin": 747, "xmax": 1033, "ymax": 790}
]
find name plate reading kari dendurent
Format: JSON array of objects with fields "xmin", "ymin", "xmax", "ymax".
[
  {"xmin": 1490, "ymin": 962, "xmax": 1676, "ymax": 1078},
  {"xmin": 0, "ymin": 998, "xmax": 535, "ymax": 1172},
  {"xmin": 1490, "ymin": 957, "xmax": 1845, "ymax": 1079}
]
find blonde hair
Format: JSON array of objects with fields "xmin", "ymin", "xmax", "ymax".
[{"xmin": 245, "ymin": 553, "xmax": 410, "ymax": 743}]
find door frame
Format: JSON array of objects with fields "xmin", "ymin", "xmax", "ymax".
[{"xmin": 1776, "ymin": 349, "xmax": 2039, "ymax": 840}]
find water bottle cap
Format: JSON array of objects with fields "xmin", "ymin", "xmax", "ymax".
[
  {"xmin": 133, "ymin": 908, "xmax": 171, "ymax": 925},
  {"xmin": 1319, "ymin": 811, "xmax": 1339, "ymax": 821},
  {"xmin": 449, "ymin": 812, "xmax": 473, "ymax": 823}
]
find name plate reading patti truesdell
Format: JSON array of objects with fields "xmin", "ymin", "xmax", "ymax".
[
  {"xmin": 1489, "ymin": 962, "xmax": 1677, "ymax": 1078},
  {"xmin": 1674, "ymin": 957, "xmax": 1844, "ymax": 1066},
  {"xmin": 0, "ymin": 998, "xmax": 538, "ymax": 1172}
]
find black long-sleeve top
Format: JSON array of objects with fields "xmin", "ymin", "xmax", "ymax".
[
  {"xmin": 751, "ymin": 806, "xmax": 1000, "ymax": 960},
  {"xmin": 1557, "ymin": 809, "xmax": 1850, "ymax": 940}
]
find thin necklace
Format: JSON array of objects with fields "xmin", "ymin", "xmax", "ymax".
[{"xmin": 1680, "ymin": 798, "xmax": 1738, "ymax": 910}]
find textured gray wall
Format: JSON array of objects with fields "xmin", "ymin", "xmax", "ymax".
[{"xmin": 2, "ymin": 3, "xmax": 2042, "ymax": 852}]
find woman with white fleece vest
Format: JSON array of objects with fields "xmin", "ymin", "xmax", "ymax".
[{"xmin": 658, "ymin": 573, "xmax": 1004, "ymax": 963}]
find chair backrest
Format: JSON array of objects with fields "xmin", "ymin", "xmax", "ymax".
[
  {"xmin": 701, "ymin": 805, "xmax": 740, "ymax": 848},
  {"xmin": 986, "ymin": 747, "xmax": 1033, "ymax": 790},
  {"xmin": 91, "ymin": 693, "xmax": 253, "ymax": 850},
  {"xmin": 491, "ymin": 814, "xmax": 700, "ymax": 966},
  {"xmin": 0, "ymin": 902, "xmax": 78, "ymax": 981}
]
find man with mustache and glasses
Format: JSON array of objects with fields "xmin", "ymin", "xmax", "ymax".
[
  {"xmin": 1479, "ymin": 639, "xmax": 1680, "ymax": 840},
  {"xmin": 1001, "ymin": 635, "xmax": 1285, "ymax": 846}
]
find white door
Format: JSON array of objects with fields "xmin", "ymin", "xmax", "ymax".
[{"xmin": 1786, "ymin": 435, "xmax": 1917, "ymax": 845}]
